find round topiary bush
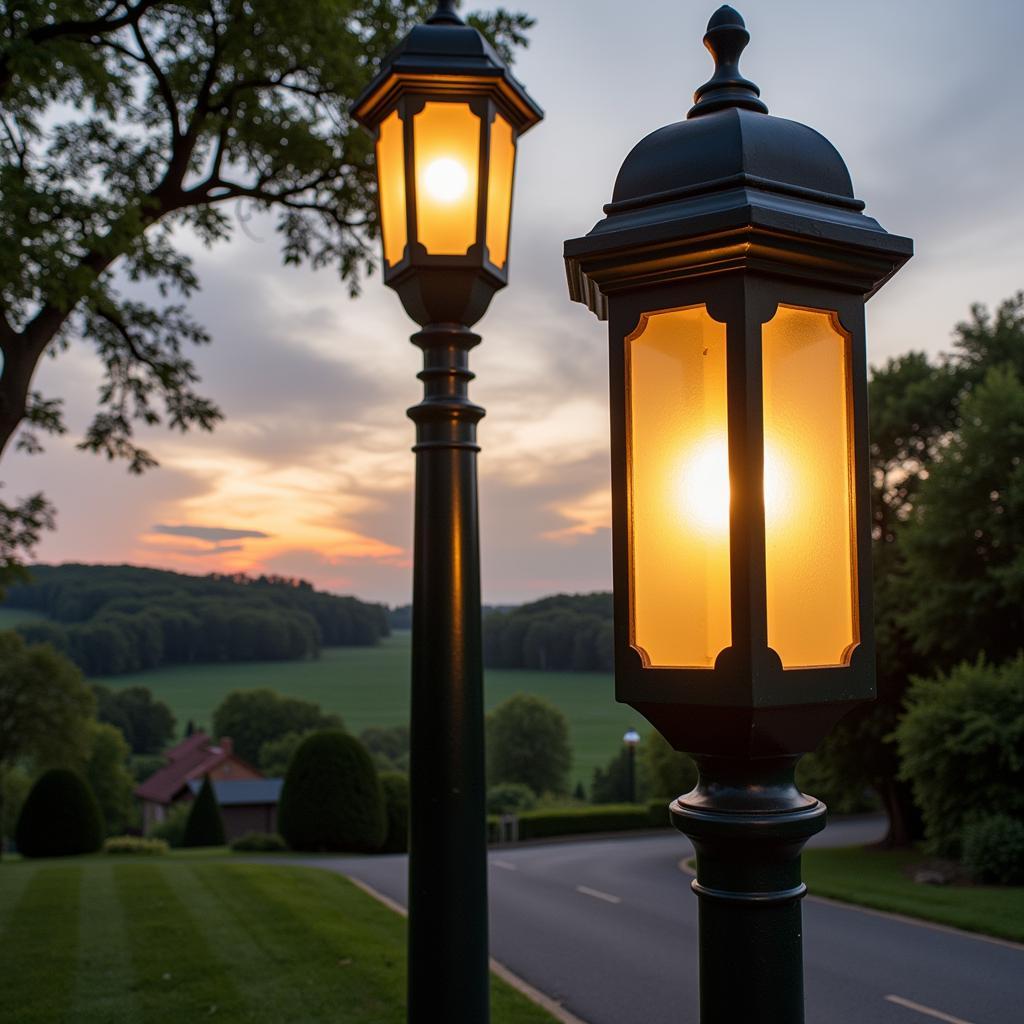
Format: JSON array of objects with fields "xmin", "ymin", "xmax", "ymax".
[
  {"xmin": 379, "ymin": 772, "xmax": 410, "ymax": 853},
  {"xmin": 962, "ymin": 814, "xmax": 1024, "ymax": 885},
  {"xmin": 278, "ymin": 731, "xmax": 386, "ymax": 852},
  {"xmin": 15, "ymin": 768, "xmax": 104, "ymax": 858},
  {"xmin": 182, "ymin": 775, "xmax": 226, "ymax": 848}
]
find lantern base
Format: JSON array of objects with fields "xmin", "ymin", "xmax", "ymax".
[{"xmin": 671, "ymin": 754, "xmax": 826, "ymax": 1024}]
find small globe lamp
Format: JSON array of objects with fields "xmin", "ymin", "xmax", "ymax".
[{"xmin": 564, "ymin": 8, "xmax": 911, "ymax": 1023}]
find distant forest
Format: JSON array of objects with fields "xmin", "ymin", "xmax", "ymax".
[
  {"xmin": 5, "ymin": 564, "xmax": 389, "ymax": 676},
  {"xmin": 483, "ymin": 593, "xmax": 613, "ymax": 672}
]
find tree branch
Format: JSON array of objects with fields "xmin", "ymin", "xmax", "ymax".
[{"xmin": 130, "ymin": 17, "xmax": 181, "ymax": 140}]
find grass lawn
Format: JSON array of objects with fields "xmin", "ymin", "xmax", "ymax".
[
  {"xmin": 802, "ymin": 845, "xmax": 1024, "ymax": 944},
  {"xmin": 0, "ymin": 855, "xmax": 555, "ymax": 1024},
  {"xmin": 94, "ymin": 631, "xmax": 640, "ymax": 789}
]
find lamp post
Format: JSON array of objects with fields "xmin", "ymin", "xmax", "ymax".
[
  {"xmin": 352, "ymin": 3, "xmax": 541, "ymax": 1022},
  {"xmin": 564, "ymin": 7, "xmax": 911, "ymax": 1023},
  {"xmin": 623, "ymin": 728, "xmax": 640, "ymax": 803}
]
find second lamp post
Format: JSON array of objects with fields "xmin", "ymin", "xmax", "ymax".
[{"xmin": 353, "ymin": 3, "xmax": 541, "ymax": 1022}]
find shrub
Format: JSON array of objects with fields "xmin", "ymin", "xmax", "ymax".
[
  {"xmin": 230, "ymin": 832, "xmax": 287, "ymax": 852},
  {"xmin": 278, "ymin": 731, "xmax": 386, "ymax": 852},
  {"xmin": 962, "ymin": 815, "xmax": 1024, "ymax": 885},
  {"xmin": 379, "ymin": 773, "xmax": 410, "ymax": 853},
  {"xmin": 15, "ymin": 768, "xmax": 104, "ymax": 858},
  {"xmin": 896, "ymin": 656, "xmax": 1024, "ymax": 856},
  {"xmin": 150, "ymin": 802, "xmax": 190, "ymax": 848},
  {"xmin": 514, "ymin": 803, "xmax": 671, "ymax": 841},
  {"xmin": 182, "ymin": 775, "xmax": 226, "ymax": 848},
  {"xmin": 638, "ymin": 731, "xmax": 697, "ymax": 800},
  {"xmin": 487, "ymin": 694, "xmax": 571, "ymax": 796},
  {"xmin": 103, "ymin": 835, "xmax": 169, "ymax": 855},
  {"xmin": 487, "ymin": 782, "xmax": 537, "ymax": 815}
]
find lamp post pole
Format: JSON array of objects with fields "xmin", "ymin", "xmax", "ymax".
[{"xmin": 407, "ymin": 321, "xmax": 489, "ymax": 1023}]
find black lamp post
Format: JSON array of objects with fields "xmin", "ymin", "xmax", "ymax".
[
  {"xmin": 564, "ymin": 7, "xmax": 911, "ymax": 1023},
  {"xmin": 352, "ymin": 3, "xmax": 541, "ymax": 1022}
]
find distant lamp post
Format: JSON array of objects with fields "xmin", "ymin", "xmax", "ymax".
[
  {"xmin": 623, "ymin": 728, "xmax": 640, "ymax": 803},
  {"xmin": 565, "ymin": 7, "xmax": 910, "ymax": 1023},
  {"xmin": 352, "ymin": 3, "xmax": 541, "ymax": 1023}
]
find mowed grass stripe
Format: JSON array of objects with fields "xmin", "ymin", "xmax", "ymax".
[
  {"xmin": 0, "ymin": 863, "xmax": 81, "ymax": 1024},
  {"xmin": 196, "ymin": 862, "xmax": 406, "ymax": 1023},
  {"xmin": 72, "ymin": 861, "xmax": 141, "ymax": 1024},
  {"xmin": 114, "ymin": 861, "xmax": 252, "ymax": 1021}
]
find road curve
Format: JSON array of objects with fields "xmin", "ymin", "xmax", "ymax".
[{"xmin": 298, "ymin": 817, "xmax": 1023, "ymax": 1024}]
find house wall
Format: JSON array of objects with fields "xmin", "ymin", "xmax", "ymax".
[{"xmin": 221, "ymin": 804, "xmax": 278, "ymax": 841}]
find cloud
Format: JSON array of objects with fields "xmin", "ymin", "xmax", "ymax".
[{"xmin": 152, "ymin": 524, "xmax": 271, "ymax": 542}]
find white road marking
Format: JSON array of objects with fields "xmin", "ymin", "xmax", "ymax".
[
  {"xmin": 575, "ymin": 885, "xmax": 621, "ymax": 905},
  {"xmin": 885, "ymin": 994, "xmax": 976, "ymax": 1024},
  {"xmin": 492, "ymin": 859, "xmax": 517, "ymax": 871}
]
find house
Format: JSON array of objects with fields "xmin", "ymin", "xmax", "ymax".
[
  {"xmin": 186, "ymin": 777, "xmax": 284, "ymax": 841},
  {"xmin": 135, "ymin": 731, "xmax": 263, "ymax": 832}
]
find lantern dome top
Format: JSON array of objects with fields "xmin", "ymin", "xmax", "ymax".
[{"xmin": 351, "ymin": 1, "xmax": 543, "ymax": 133}]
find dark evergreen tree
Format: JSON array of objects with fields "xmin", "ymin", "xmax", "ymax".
[
  {"xmin": 15, "ymin": 768, "xmax": 103, "ymax": 857},
  {"xmin": 182, "ymin": 775, "xmax": 226, "ymax": 848},
  {"xmin": 379, "ymin": 773, "xmax": 410, "ymax": 854},
  {"xmin": 278, "ymin": 731, "xmax": 385, "ymax": 853}
]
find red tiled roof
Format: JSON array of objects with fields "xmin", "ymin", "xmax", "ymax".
[{"xmin": 134, "ymin": 732, "xmax": 256, "ymax": 805}]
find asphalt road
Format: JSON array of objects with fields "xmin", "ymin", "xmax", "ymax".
[{"xmin": 299, "ymin": 818, "xmax": 1023, "ymax": 1024}]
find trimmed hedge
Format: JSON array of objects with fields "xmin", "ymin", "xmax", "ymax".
[
  {"xmin": 230, "ymin": 831, "xmax": 287, "ymax": 852},
  {"xmin": 182, "ymin": 775, "xmax": 226, "ymax": 848},
  {"xmin": 103, "ymin": 835, "xmax": 168, "ymax": 855},
  {"xmin": 502, "ymin": 802, "xmax": 671, "ymax": 842},
  {"xmin": 962, "ymin": 815, "xmax": 1024, "ymax": 885},
  {"xmin": 278, "ymin": 731, "xmax": 386, "ymax": 852},
  {"xmin": 15, "ymin": 768, "xmax": 104, "ymax": 858}
]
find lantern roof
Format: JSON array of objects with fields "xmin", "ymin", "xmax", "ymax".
[
  {"xmin": 352, "ymin": 0, "xmax": 543, "ymax": 133},
  {"xmin": 564, "ymin": 5, "xmax": 912, "ymax": 319}
]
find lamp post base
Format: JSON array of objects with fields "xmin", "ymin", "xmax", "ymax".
[{"xmin": 671, "ymin": 755, "xmax": 825, "ymax": 1024}]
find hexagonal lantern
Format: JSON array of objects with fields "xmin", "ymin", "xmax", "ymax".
[
  {"xmin": 352, "ymin": 0, "xmax": 543, "ymax": 327},
  {"xmin": 564, "ymin": 8, "xmax": 911, "ymax": 1023}
]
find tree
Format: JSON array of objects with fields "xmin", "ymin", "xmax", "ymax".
[
  {"xmin": 258, "ymin": 729, "xmax": 310, "ymax": 777},
  {"xmin": 92, "ymin": 684, "xmax": 175, "ymax": 754},
  {"xmin": 211, "ymin": 688, "xmax": 343, "ymax": 765},
  {"xmin": 379, "ymin": 771, "xmax": 409, "ymax": 853},
  {"xmin": 359, "ymin": 724, "xmax": 409, "ymax": 773},
  {"xmin": 15, "ymin": 767, "xmax": 103, "ymax": 857},
  {"xmin": 182, "ymin": 773, "xmax": 225, "ymax": 847},
  {"xmin": 486, "ymin": 693, "xmax": 571, "ymax": 797},
  {"xmin": 590, "ymin": 747, "xmax": 632, "ymax": 804},
  {"xmin": 637, "ymin": 730, "xmax": 696, "ymax": 801},
  {"xmin": 84, "ymin": 720, "xmax": 136, "ymax": 834},
  {"xmin": 0, "ymin": 630, "xmax": 94, "ymax": 843},
  {"xmin": 277, "ymin": 730, "xmax": 385, "ymax": 852},
  {"xmin": 0, "ymin": 1, "xmax": 533, "ymax": 577}
]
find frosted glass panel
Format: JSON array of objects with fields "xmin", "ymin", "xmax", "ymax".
[
  {"xmin": 627, "ymin": 306, "xmax": 731, "ymax": 668},
  {"xmin": 376, "ymin": 110, "xmax": 407, "ymax": 267},
  {"xmin": 413, "ymin": 102, "xmax": 480, "ymax": 256},
  {"xmin": 485, "ymin": 113, "xmax": 516, "ymax": 269},
  {"xmin": 762, "ymin": 305, "xmax": 857, "ymax": 668}
]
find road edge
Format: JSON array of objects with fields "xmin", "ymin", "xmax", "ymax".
[{"xmin": 345, "ymin": 875, "xmax": 591, "ymax": 1024}]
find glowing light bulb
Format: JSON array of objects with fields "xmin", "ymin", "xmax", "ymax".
[{"xmin": 424, "ymin": 157, "xmax": 469, "ymax": 203}]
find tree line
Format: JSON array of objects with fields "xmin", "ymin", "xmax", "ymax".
[
  {"xmin": 483, "ymin": 593, "xmax": 613, "ymax": 671},
  {"xmin": 5, "ymin": 564, "xmax": 389, "ymax": 676}
]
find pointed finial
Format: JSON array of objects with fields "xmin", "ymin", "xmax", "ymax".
[
  {"xmin": 427, "ymin": 0, "xmax": 463, "ymax": 25},
  {"xmin": 688, "ymin": 6, "xmax": 768, "ymax": 118}
]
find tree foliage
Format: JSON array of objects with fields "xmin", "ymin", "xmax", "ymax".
[
  {"xmin": 212, "ymin": 687, "xmax": 343, "ymax": 765},
  {"xmin": 182, "ymin": 773, "xmax": 225, "ymax": 847},
  {"xmin": 637, "ymin": 730, "xmax": 696, "ymax": 801},
  {"xmin": 0, "ymin": 0, "xmax": 532, "ymax": 573},
  {"xmin": 277, "ymin": 730, "xmax": 385, "ymax": 852},
  {"xmin": 486, "ymin": 693, "xmax": 571, "ymax": 797},
  {"xmin": 15, "ymin": 766, "xmax": 104, "ymax": 856},
  {"xmin": 93, "ymin": 683, "xmax": 175, "ymax": 753},
  {"xmin": 84, "ymin": 719, "xmax": 136, "ymax": 834}
]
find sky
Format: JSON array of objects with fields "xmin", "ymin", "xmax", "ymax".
[{"xmin": 5, "ymin": 0, "xmax": 1024, "ymax": 606}]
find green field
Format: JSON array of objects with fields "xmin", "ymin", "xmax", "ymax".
[
  {"xmin": 94, "ymin": 632, "xmax": 640, "ymax": 789},
  {"xmin": 0, "ymin": 606, "xmax": 45, "ymax": 628},
  {"xmin": 0, "ymin": 855, "xmax": 554, "ymax": 1023}
]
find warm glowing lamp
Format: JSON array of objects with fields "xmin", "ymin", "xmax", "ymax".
[
  {"xmin": 352, "ymin": 0, "xmax": 542, "ymax": 327},
  {"xmin": 565, "ymin": 8, "xmax": 911, "ymax": 1024}
]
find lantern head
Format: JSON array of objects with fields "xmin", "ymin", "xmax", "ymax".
[
  {"xmin": 353, "ymin": 0, "xmax": 543, "ymax": 327},
  {"xmin": 564, "ymin": 6, "xmax": 913, "ymax": 758}
]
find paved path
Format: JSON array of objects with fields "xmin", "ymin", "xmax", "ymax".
[{"xmin": 292, "ymin": 818, "xmax": 1023, "ymax": 1024}]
